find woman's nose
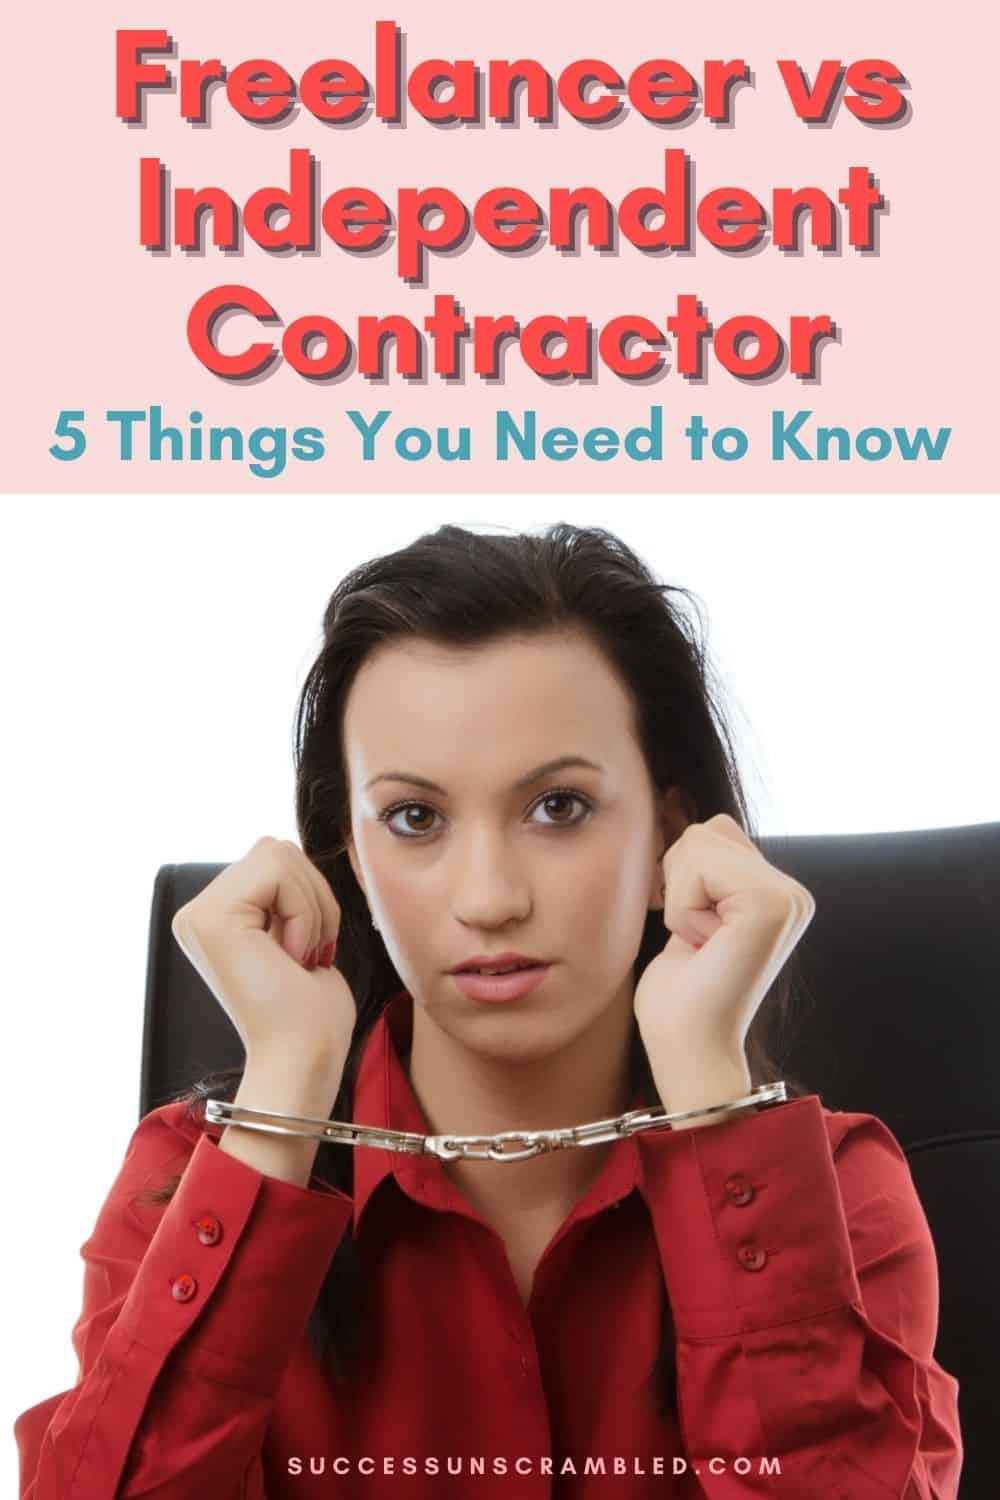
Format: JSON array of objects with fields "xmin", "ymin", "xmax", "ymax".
[{"xmin": 450, "ymin": 844, "xmax": 530, "ymax": 927}]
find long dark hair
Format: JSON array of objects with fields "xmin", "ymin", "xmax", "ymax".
[{"xmin": 142, "ymin": 521, "xmax": 814, "ymax": 1423}]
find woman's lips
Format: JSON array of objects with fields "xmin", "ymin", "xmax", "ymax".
[{"xmin": 450, "ymin": 964, "xmax": 552, "ymax": 1003}]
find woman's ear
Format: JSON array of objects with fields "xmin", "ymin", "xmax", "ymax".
[{"xmin": 650, "ymin": 785, "xmax": 695, "ymax": 908}]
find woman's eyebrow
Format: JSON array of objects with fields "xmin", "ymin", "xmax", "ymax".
[{"xmin": 364, "ymin": 755, "xmax": 605, "ymax": 795}]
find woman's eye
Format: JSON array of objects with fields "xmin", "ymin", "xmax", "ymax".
[
  {"xmin": 382, "ymin": 803, "xmax": 441, "ymax": 837},
  {"xmin": 379, "ymin": 790, "xmax": 592, "ymax": 839},
  {"xmin": 530, "ymin": 791, "xmax": 592, "ymax": 827}
]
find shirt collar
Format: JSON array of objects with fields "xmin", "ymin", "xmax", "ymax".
[{"xmin": 349, "ymin": 988, "xmax": 645, "ymax": 1237}]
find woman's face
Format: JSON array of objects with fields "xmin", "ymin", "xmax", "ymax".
[{"xmin": 343, "ymin": 628, "xmax": 689, "ymax": 1064}]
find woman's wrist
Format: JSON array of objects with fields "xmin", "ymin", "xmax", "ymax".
[
  {"xmin": 242, "ymin": 1039, "xmax": 350, "ymax": 1110},
  {"xmin": 649, "ymin": 1052, "xmax": 756, "ymax": 1131},
  {"xmin": 217, "ymin": 1047, "xmax": 349, "ymax": 1187},
  {"xmin": 670, "ymin": 1103, "xmax": 759, "ymax": 1131}
]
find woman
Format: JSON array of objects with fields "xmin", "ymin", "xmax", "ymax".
[{"xmin": 15, "ymin": 522, "xmax": 962, "ymax": 1498}]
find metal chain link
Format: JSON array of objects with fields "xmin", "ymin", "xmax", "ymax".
[{"xmin": 204, "ymin": 1081, "xmax": 787, "ymax": 1161}]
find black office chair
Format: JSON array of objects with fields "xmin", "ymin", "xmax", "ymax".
[{"xmin": 140, "ymin": 821, "xmax": 999, "ymax": 1499}]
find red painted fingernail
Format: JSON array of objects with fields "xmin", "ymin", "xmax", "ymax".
[
  {"xmin": 305, "ymin": 946, "xmax": 318, "ymax": 969},
  {"xmin": 319, "ymin": 941, "xmax": 334, "ymax": 966}
]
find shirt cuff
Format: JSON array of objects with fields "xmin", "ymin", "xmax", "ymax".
[
  {"xmin": 110, "ymin": 1130, "xmax": 353, "ymax": 1392},
  {"xmin": 637, "ymin": 1093, "xmax": 862, "ymax": 1340}
]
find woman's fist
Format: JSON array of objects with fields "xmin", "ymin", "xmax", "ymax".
[
  {"xmin": 634, "ymin": 814, "xmax": 815, "ymax": 1076},
  {"xmin": 170, "ymin": 836, "xmax": 357, "ymax": 1068}
]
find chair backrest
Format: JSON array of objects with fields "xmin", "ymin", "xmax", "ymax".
[{"xmin": 140, "ymin": 822, "xmax": 1000, "ymax": 1498}]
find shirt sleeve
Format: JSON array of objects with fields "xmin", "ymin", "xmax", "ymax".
[
  {"xmin": 637, "ymin": 1093, "xmax": 964, "ymax": 1498},
  {"xmin": 14, "ymin": 1101, "xmax": 354, "ymax": 1500}
]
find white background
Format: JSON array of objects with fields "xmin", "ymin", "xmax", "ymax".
[{"xmin": 4, "ymin": 493, "xmax": 998, "ymax": 1491}]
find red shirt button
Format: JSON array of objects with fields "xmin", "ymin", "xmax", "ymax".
[
  {"xmin": 737, "ymin": 1245, "xmax": 767, "ymax": 1271},
  {"xmin": 724, "ymin": 1175, "xmax": 755, "ymax": 1206},
  {"xmin": 171, "ymin": 1273, "xmax": 198, "ymax": 1302},
  {"xmin": 194, "ymin": 1214, "xmax": 223, "ymax": 1246}
]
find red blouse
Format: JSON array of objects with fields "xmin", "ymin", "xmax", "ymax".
[{"xmin": 16, "ymin": 989, "xmax": 963, "ymax": 1498}]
